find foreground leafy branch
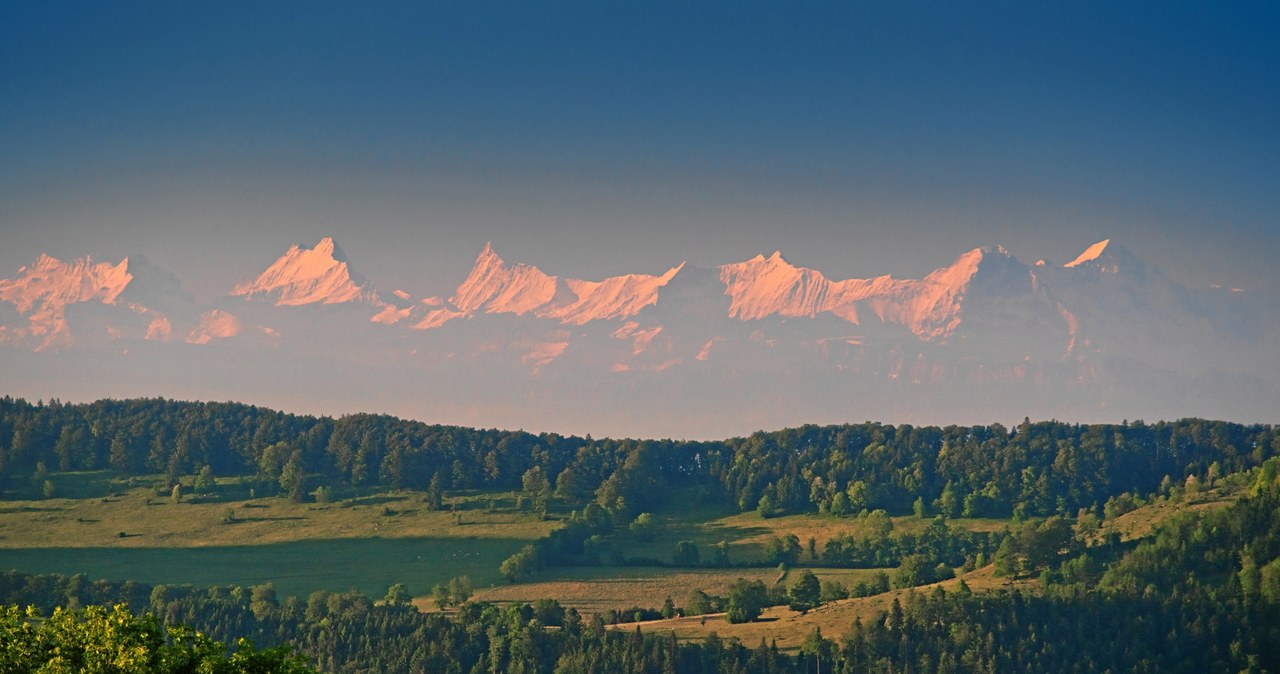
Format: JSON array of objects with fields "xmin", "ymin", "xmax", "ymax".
[{"xmin": 0, "ymin": 603, "xmax": 316, "ymax": 674}]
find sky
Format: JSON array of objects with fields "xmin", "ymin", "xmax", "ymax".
[{"xmin": 2, "ymin": 1, "xmax": 1278, "ymax": 302}]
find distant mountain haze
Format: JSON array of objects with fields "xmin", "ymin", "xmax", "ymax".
[{"xmin": 1, "ymin": 237, "xmax": 1275, "ymax": 438}]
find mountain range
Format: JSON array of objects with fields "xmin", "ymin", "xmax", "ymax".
[{"xmin": 1, "ymin": 237, "xmax": 1275, "ymax": 438}]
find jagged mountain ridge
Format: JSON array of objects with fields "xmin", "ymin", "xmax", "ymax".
[
  {"xmin": 405, "ymin": 241, "xmax": 1057, "ymax": 344},
  {"xmin": 0, "ymin": 236, "xmax": 1274, "ymax": 436},
  {"xmin": 231, "ymin": 237, "xmax": 379, "ymax": 307},
  {"xmin": 0, "ymin": 236, "xmax": 1265, "ymax": 363},
  {"xmin": 0, "ymin": 254, "xmax": 196, "ymax": 350}
]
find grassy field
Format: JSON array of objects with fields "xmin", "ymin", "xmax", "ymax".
[
  {"xmin": 1, "ymin": 469, "xmax": 1247, "ymax": 628},
  {"xmin": 608, "ymin": 481, "xmax": 1250, "ymax": 652},
  {"xmin": 612, "ymin": 564, "xmax": 1035, "ymax": 652},
  {"xmin": 605, "ymin": 491, "xmax": 1012, "ymax": 565},
  {"xmin": 0, "ymin": 471, "xmax": 556, "ymax": 599},
  {"xmin": 470, "ymin": 565, "xmax": 891, "ymax": 615},
  {"xmin": 0, "ymin": 472, "xmax": 556, "ymax": 547},
  {"xmin": 0, "ymin": 537, "xmax": 526, "ymax": 600},
  {"xmin": 1098, "ymin": 483, "xmax": 1241, "ymax": 543}
]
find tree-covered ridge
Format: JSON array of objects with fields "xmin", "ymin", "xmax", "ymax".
[
  {"xmin": 4, "ymin": 459, "xmax": 1280, "ymax": 673},
  {"xmin": 835, "ymin": 463, "xmax": 1280, "ymax": 673},
  {"xmin": 1, "ymin": 397, "xmax": 1275, "ymax": 521}
]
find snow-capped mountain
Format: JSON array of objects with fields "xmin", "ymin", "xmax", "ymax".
[
  {"xmin": 408, "ymin": 242, "xmax": 684, "ymax": 329},
  {"xmin": 232, "ymin": 237, "xmax": 379, "ymax": 306},
  {"xmin": 1, "ymin": 237, "xmax": 1274, "ymax": 437},
  {"xmin": 0, "ymin": 253, "xmax": 195, "ymax": 350}
]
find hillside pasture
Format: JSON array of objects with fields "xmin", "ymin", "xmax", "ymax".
[
  {"xmin": 471, "ymin": 566, "xmax": 892, "ymax": 615},
  {"xmin": 610, "ymin": 492, "xmax": 1012, "ymax": 565},
  {"xmin": 617, "ymin": 564, "xmax": 1034, "ymax": 652},
  {"xmin": 0, "ymin": 474, "xmax": 554, "ymax": 598}
]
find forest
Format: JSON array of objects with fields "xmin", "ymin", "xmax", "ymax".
[
  {"xmin": 1, "ymin": 397, "xmax": 1278, "ymax": 672},
  {"xmin": 3, "ymin": 457, "xmax": 1279, "ymax": 672},
  {"xmin": 1, "ymin": 396, "xmax": 1273, "ymax": 521}
]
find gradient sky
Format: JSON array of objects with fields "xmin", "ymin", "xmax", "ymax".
[{"xmin": 2, "ymin": 1, "xmax": 1278, "ymax": 301}]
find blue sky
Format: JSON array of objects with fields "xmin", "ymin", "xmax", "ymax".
[{"xmin": 2, "ymin": 1, "xmax": 1277, "ymax": 299}]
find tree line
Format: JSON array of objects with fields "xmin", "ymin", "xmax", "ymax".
[{"xmin": 3, "ymin": 398, "xmax": 1274, "ymax": 526}]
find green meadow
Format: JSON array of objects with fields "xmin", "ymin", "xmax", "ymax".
[
  {"xmin": 0, "ymin": 537, "xmax": 526, "ymax": 600},
  {"xmin": 0, "ymin": 469, "xmax": 1244, "ymax": 615},
  {"xmin": 0, "ymin": 471, "xmax": 556, "ymax": 599}
]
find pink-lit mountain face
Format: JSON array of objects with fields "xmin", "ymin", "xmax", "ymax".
[
  {"xmin": 231, "ymin": 237, "xmax": 379, "ymax": 307},
  {"xmin": 1, "ymin": 238, "xmax": 1275, "ymax": 438}
]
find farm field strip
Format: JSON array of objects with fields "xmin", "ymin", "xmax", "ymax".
[{"xmin": 472, "ymin": 566, "xmax": 892, "ymax": 614}]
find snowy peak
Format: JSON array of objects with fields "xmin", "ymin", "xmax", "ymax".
[
  {"xmin": 317, "ymin": 236, "xmax": 350, "ymax": 262},
  {"xmin": 450, "ymin": 242, "xmax": 558, "ymax": 315},
  {"xmin": 0, "ymin": 254, "xmax": 133, "ymax": 312},
  {"xmin": 549, "ymin": 263, "xmax": 684, "ymax": 325},
  {"xmin": 949, "ymin": 245, "xmax": 1031, "ymax": 293},
  {"xmin": 419, "ymin": 243, "xmax": 686, "ymax": 329},
  {"xmin": 714, "ymin": 246, "xmax": 1027, "ymax": 339},
  {"xmin": 719, "ymin": 250, "xmax": 851, "ymax": 320},
  {"xmin": 1060, "ymin": 238, "xmax": 1147, "ymax": 278},
  {"xmin": 1065, "ymin": 239, "xmax": 1110, "ymax": 268},
  {"xmin": 232, "ymin": 237, "xmax": 376, "ymax": 306},
  {"xmin": 0, "ymin": 253, "xmax": 176, "ymax": 350},
  {"xmin": 867, "ymin": 247, "xmax": 995, "ymax": 340}
]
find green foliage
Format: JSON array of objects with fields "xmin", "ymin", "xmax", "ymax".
[
  {"xmin": 1261, "ymin": 557, "xmax": 1280, "ymax": 603},
  {"xmin": 757, "ymin": 491, "xmax": 779, "ymax": 518},
  {"xmin": 765, "ymin": 534, "xmax": 802, "ymax": 565},
  {"xmin": 709, "ymin": 540, "xmax": 731, "ymax": 568},
  {"xmin": 672, "ymin": 540, "xmax": 700, "ymax": 566},
  {"xmin": 194, "ymin": 464, "xmax": 216, "ymax": 494},
  {"xmin": 829, "ymin": 491, "xmax": 851, "ymax": 515},
  {"xmin": 447, "ymin": 576, "xmax": 471, "ymax": 605},
  {"xmin": 430, "ymin": 576, "xmax": 471, "ymax": 609},
  {"xmin": 423, "ymin": 472, "xmax": 443, "ymax": 511},
  {"xmin": 0, "ymin": 604, "xmax": 315, "ymax": 673},
  {"xmin": 628, "ymin": 512, "xmax": 657, "ymax": 541},
  {"xmin": 800, "ymin": 626, "xmax": 835, "ymax": 664},
  {"xmin": 845, "ymin": 480, "xmax": 870, "ymax": 514},
  {"xmin": 553, "ymin": 464, "xmax": 590, "ymax": 502},
  {"xmin": 893, "ymin": 553, "xmax": 953, "ymax": 589},
  {"xmin": 521, "ymin": 465, "xmax": 551, "ymax": 515},
  {"xmin": 499, "ymin": 545, "xmax": 540, "ymax": 582},
  {"xmin": 685, "ymin": 589, "xmax": 715, "ymax": 616},
  {"xmin": 819, "ymin": 579, "xmax": 848, "ymax": 602},
  {"xmin": 725, "ymin": 578, "xmax": 770, "ymax": 623},
  {"xmin": 379, "ymin": 582, "xmax": 408, "ymax": 607},
  {"xmin": 593, "ymin": 443, "xmax": 662, "ymax": 517},
  {"xmin": 250, "ymin": 583, "xmax": 278, "ymax": 620},
  {"xmin": 994, "ymin": 516, "xmax": 1081, "ymax": 579},
  {"xmin": 787, "ymin": 570, "xmax": 821, "ymax": 612},
  {"xmin": 6, "ymin": 481, "xmax": 1280, "ymax": 674},
  {"xmin": 993, "ymin": 535, "xmax": 1022, "ymax": 578},
  {"xmin": 2, "ymin": 398, "xmax": 1272, "ymax": 528},
  {"xmin": 33, "ymin": 460, "xmax": 49, "ymax": 482},
  {"xmin": 8, "ymin": 397, "xmax": 1280, "ymax": 673},
  {"xmin": 936, "ymin": 481, "xmax": 960, "ymax": 518}
]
